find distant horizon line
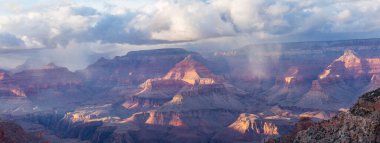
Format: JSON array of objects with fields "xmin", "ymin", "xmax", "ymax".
[{"xmin": 251, "ymin": 37, "xmax": 380, "ymax": 46}]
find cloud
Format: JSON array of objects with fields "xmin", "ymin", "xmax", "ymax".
[
  {"xmin": 0, "ymin": 4, "xmax": 99, "ymax": 49},
  {"xmin": 128, "ymin": 0, "xmax": 236, "ymax": 41},
  {"xmin": 71, "ymin": 6, "xmax": 98, "ymax": 16},
  {"xmin": 0, "ymin": 33, "xmax": 24, "ymax": 48},
  {"xmin": 83, "ymin": 13, "xmax": 155, "ymax": 45},
  {"xmin": 1, "ymin": 0, "xmax": 380, "ymax": 70},
  {"xmin": 1, "ymin": 0, "xmax": 380, "ymax": 46}
]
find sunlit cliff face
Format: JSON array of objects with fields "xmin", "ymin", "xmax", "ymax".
[
  {"xmin": 163, "ymin": 55, "xmax": 219, "ymax": 85},
  {"xmin": 9, "ymin": 88, "xmax": 26, "ymax": 97},
  {"xmin": 318, "ymin": 50, "xmax": 380, "ymax": 81},
  {"xmin": 337, "ymin": 50, "xmax": 363, "ymax": 71},
  {"xmin": 319, "ymin": 69, "xmax": 331, "ymax": 79},
  {"xmin": 228, "ymin": 113, "xmax": 279, "ymax": 136},
  {"xmin": 263, "ymin": 122, "xmax": 279, "ymax": 135},
  {"xmin": 284, "ymin": 77, "xmax": 294, "ymax": 86},
  {"xmin": 165, "ymin": 69, "xmax": 216, "ymax": 85},
  {"xmin": 65, "ymin": 105, "xmax": 120, "ymax": 123},
  {"xmin": 283, "ymin": 66, "xmax": 299, "ymax": 87},
  {"xmin": 319, "ymin": 50, "xmax": 364, "ymax": 80},
  {"xmin": 145, "ymin": 112, "xmax": 162, "ymax": 125}
]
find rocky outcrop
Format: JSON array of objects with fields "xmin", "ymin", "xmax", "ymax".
[
  {"xmin": 212, "ymin": 113, "xmax": 280, "ymax": 142},
  {"xmin": 291, "ymin": 88, "xmax": 380, "ymax": 142},
  {"xmin": 267, "ymin": 117, "xmax": 314, "ymax": 143},
  {"xmin": 350, "ymin": 88, "xmax": 380, "ymax": 116},
  {"xmin": 0, "ymin": 120, "xmax": 44, "ymax": 143},
  {"xmin": 163, "ymin": 55, "xmax": 222, "ymax": 85}
]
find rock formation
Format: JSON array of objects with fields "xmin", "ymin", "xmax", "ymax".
[
  {"xmin": 9, "ymin": 63, "xmax": 82, "ymax": 95},
  {"xmin": 288, "ymin": 88, "xmax": 380, "ymax": 142},
  {"xmin": 123, "ymin": 55, "xmax": 223, "ymax": 110},
  {"xmin": 212, "ymin": 113, "xmax": 280, "ymax": 142},
  {"xmin": 282, "ymin": 66, "xmax": 302, "ymax": 88},
  {"xmin": 296, "ymin": 80, "xmax": 331, "ymax": 109},
  {"xmin": 319, "ymin": 50, "xmax": 365, "ymax": 80},
  {"xmin": 295, "ymin": 49, "xmax": 380, "ymax": 110},
  {"xmin": 265, "ymin": 66, "xmax": 310, "ymax": 106},
  {"xmin": 80, "ymin": 48, "xmax": 205, "ymax": 87},
  {"xmin": 0, "ymin": 120, "xmax": 44, "ymax": 143},
  {"xmin": 163, "ymin": 55, "xmax": 222, "ymax": 85},
  {"xmin": 0, "ymin": 70, "xmax": 26, "ymax": 97},
  {"xmin": 123, "ymin": 79, "xmax": 188, "ymax": 109}
]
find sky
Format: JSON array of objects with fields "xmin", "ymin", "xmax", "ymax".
[{"xmin": 0, "ymin": 0, "xmax": 380, "ymax": 70}]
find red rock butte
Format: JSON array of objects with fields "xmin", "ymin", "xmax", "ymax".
[{"xmin": 163, "ymin": 55, "xmax": 221, "ymax": 85}]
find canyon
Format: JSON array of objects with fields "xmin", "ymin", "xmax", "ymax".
[{"xmin": 0, "ymin": 38, "xmax": 380, "ymax": 142}]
